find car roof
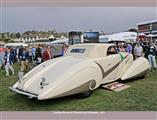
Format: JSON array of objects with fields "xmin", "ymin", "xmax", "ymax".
[
  {"xmin": 65, "ymin": 43, "xmax": 115, "ymax": 58},
  {"xmin": 72, "ymin": 43, "xmax": 114, "ymax": 47}
]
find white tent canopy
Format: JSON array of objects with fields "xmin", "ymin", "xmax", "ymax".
[
  {"xmin": 48, "ymin": 38, "xmax": 69, "ymax": 45},
  {"xmin": 99, "ymin": 35, "xmax": 110, "ymax": 43},
  {"xmin": 146, "ymin": 34, "xmax": 156, "ymax": 37},
  {"xmin": 99, "ymin": 32, "xmax": 137, "ymax": 43},
  {"xmin": 5, "ymin": 43, "xmax": 28, "ymax": 47},
  {"xmin": 48, "ymin": 35, "xmax": 55, "ymax": 39},
  {"xmin": 138, "ymin": 33, "xmax": 146, "ymax": 36}
]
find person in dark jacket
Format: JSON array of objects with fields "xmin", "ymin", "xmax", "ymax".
[
  {"xmin": 148, "ymin": 43, "xmax": 157, "ymax": 70},
  {"xmin": 18, "ymin": 46, "xmax": 23, "ymax": 61},
  {"xmin": 20, "ymin": 48, "xmax": 29, "ymax": 72},
  {"xmin": 4, "ymin": 48, "xmax": 15, "ymax": 76},
  {"xmin": 144, "ymin": 44, "xmax": 149, "ymax": 58},
  {"xmin": 35, "ymin": 45, "xmax": 42, "ymax": 64}
]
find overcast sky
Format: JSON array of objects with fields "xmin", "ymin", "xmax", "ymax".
[{"xmin": 1, "ymin": 6, "xmax": 157, "ymax": 33}]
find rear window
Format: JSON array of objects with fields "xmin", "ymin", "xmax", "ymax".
[{"xmin": 70, "ymin": 48, "xmax": 86, "ymax": 53}]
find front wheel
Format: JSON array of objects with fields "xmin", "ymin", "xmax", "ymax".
[{"xmin": 76, "ymin": 90, "xmax": 93, "ymax": 99}]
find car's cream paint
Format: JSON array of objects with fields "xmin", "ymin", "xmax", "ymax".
[
  {"xmin": 121, "ymin": 57, "xmax": 151, "ymax": 80},
  {"xmin": 12, "ymin": 43, "xmax": 151, "ymax": 100}
]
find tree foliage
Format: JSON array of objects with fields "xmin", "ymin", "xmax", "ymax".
[
  {"xmin": 0, "ymin": 30, "xmax": 68, "ymax": 43},
  {"xmin": 128, "ymin": 28, "xmax": 138, "ymax": 32}
]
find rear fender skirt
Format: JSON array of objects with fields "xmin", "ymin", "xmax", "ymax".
[{"xmin": 49, "ymin": 80, "xmax": 96, "ymax": 99}]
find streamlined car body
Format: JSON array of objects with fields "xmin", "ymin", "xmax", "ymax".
[{"xmin": 10, "ymin": 43, "xmax": 150, "ymax": 100}]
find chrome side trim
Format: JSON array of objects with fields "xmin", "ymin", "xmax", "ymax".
[{"xmin": 95, "ymin": 61, "xmax": 121, "ymax": 79}]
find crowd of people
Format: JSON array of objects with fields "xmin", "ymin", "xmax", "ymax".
[
  {"xmin": 0, "ymin": 41, "xmax": 156, "ymax": 77},
  {"xmin": 115, "ymin": 42, "xmax": 157, "ymax": 69},
  {"xmin": 0, "ymin": 44, "xmax": 69, "ymax": 76}
]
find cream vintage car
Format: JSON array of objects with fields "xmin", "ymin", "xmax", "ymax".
[{"xmin": 10, "ymin": 43, "xmax": 150, "ymax": 100}]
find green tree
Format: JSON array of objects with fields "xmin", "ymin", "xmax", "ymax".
[
  {"xmin": 128, "ymin": 28, "xmax": 137, "ymax": 32},
  {"xmin": 3, "ymin": 38, "xmax": 11, "ymax": 42},
  {"xmin": 15, "ymin": 32, "xmax": 21, "ymax": 38}
]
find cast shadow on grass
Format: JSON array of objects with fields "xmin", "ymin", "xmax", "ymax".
[
  {"xmin": 118, "ymin": 69, "xmax": 156, "ymax": 84},
  {"xmin": 8, "ymin": 77, "xmax": 146, "ymax": 108},
  {"xmin": 9, "ymin": 92, "xmax": 78, "ymax": 106},
  {"xmin": 117, "ymin": 77, "xmax": 145, "ymax": 84}
]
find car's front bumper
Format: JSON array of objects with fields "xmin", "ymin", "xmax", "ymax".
[{"xmin": 9, "ymin": 87, "xmax": 38, "ymax": 99}]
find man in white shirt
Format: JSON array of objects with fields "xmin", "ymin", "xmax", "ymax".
[{"xmin": 134, "ymin": 43, "xmax": 143, "ymax": 59}]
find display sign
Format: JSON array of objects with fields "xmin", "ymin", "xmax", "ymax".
[
  {"xmin": 83, "ymin": 32, "xmax": 99, "ymax": 43},
  {"xmin": 102, "ymin": 82, "xmax": 130, "ymax": 92}
]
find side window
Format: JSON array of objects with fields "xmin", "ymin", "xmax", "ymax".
[{"xmin": 107, "ymin": 46, "xmax": 117, "ymax": 56}]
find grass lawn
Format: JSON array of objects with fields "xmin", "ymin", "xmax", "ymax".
[{"xmin": 0, "ymin": 63, "xmax": 157, "ymax": 111}]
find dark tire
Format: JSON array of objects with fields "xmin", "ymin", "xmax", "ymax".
[
  {"xmin": 76, "ymin": 90, "xmax": 93, "ymax": 99},
  {"xmin": 139, "ymin": 69, "xmax": 150, "ymax": 79}
]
